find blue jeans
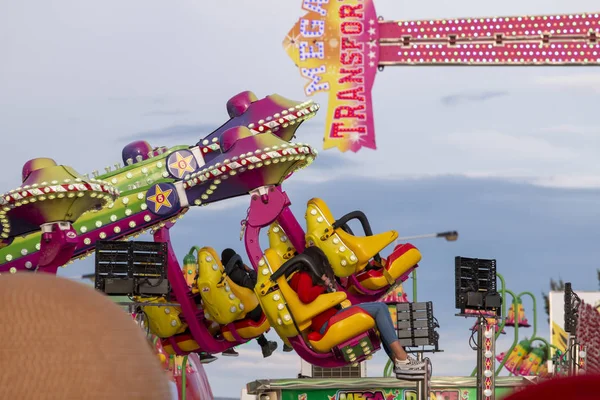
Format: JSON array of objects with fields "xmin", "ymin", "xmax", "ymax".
[{"xmin": 319, "ymin": 302, "xmax": 397, "ymax": 361}]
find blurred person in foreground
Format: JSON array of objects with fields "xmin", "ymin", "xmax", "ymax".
[
  {"xmin": 0, "ymin": 273, "xmax": 172, "ymax": 399},
  {"xmin": 504, "ymin": 373, "xmax": 599, "ymax": 400}
]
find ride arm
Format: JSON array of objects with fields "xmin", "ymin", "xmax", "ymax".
[{"xmin": 331, "ymin": 211, "xmax": 382, "ymax": 265}]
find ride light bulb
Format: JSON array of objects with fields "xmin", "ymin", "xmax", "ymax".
[
  {"xmin": 484, "ymin": 370, "xmax": 493, "ymax": 378},
  {"xmin": 485, "ymin": 351, "xmax": 493, "ymax": 358},
  {"xmin": 483, "ymin": 389, "xmax": 492, "ymax": 397},
  {"xmin": 580, "ymin": 351, "xmax": 586, "ymax": 358},
  {"xmin": 484, "ymin": 329, "xmax": 493, "ymax": 338}
]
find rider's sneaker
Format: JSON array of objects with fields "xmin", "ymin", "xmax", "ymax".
[
  {"xmin": 283, "ymin": 344, "xmax": 294, "ymax": 352},
  {"xmin": 394, "ymin": 357, "xmax": 426, "ymax": 375},
  {"xmin": 222, "ymin": 348, "xmax": 239, "ymax": 357},
  {"xmin": 261, "ymin": 341, "xmax": 278, "ymax": 358},
  {"xmin": 199, "ymin": 353, "xmax": 218, "ymax": 364}
]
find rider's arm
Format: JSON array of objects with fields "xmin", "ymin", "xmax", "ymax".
[
  {"xmin": 244, "ymin": 264, "xmax": 257, "ymax": 282},
  {"xmin": 296, "ymin": 272, "xmax": 326, "ymax": 304}
]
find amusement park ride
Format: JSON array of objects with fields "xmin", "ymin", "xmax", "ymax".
[
  {"xmin": 0, "ymin": 90, "xmax": 426, "ymax": 370},
  {"xmin": 1, "ymin": 0, "xmax": 599, "ymax": 399}
]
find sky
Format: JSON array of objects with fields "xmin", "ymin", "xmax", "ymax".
[{"xmin": 1, "ymin": 0, "xmax": 600, "ymax": 398}]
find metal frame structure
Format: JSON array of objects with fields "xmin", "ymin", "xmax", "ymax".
[
  {"xmin": 396, "ymin": 302, "xmax": 440, "ymax": 352},
  {"xmin": 454, "ymin": 256, "xmax": 500, "ymax": 400},
  {"xmin": 94, "ymin": 240, "xmax": 170, "ymax": 296},
  {"xmin": 475, "ymin": 317, "xmax": 497, "ymax": 400},
  {"xmin": 564, "ymin": 282, "xmax": 582, "ymax": 375},
  {"xmin": 380, "ymin": 301, "xmax": 440, "ymax": 400},
  {"xmin": 455, "ymin": 257, "xmax": 501, "ymax": 316}
]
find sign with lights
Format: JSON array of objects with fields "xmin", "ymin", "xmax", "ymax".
[
  {"xmin": 284, "ymin": 0, "xmax": 379, "ymax": 153},
  {"xmin": 284, "ymin": 3, "xmax": 600, "ymax": 155},
  {"xmin": 286, "ymin": 387, "xmax": 515, "ymax": 400}
]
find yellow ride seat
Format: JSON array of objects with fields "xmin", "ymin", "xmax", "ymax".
[
  {"xmin": 256, "ymin": 250, "xmax": 376, "ymax": 354},
  {"xmin": 267, "ymin": 222, "xmax": 296, "ymax": 260},
  {"xmin": 221, "ymin": 313, "xmax": 271, "ymax": 342},
  {"xmin": 254, "ymin": 250, "xmax": 300, "ymax": 340},
  {"xmin": 160, "ymin": 332, "xmax": 201, "ymax": 355},
  {"xmin": 304, "ymin": 198, "xmax": 398, "ymax": 277},
  {"xmin": 307, "ymin": 307, "xmax": 376, "ymax": 353},
  {"xmin": 196, "ymin": 247, "xmax": 258, "ymax": 325},
  {"xmin": 137, "ymin": 297, "xmax": 188, "ymax": 338},
  {"xmin": 255, "ymin": 249, "xmax": 347, "ymax": 337},
  {"xmin": 354, "ymin": 244, "xmax": 422, "ymax": 291}
]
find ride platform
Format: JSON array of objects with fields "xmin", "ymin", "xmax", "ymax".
[{"xmin": 246, "ymin": 376, "xmax": 538, "ymax": 400}]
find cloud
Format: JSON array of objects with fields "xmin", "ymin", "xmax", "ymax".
[
  {"xmin": 107, "ymin": 95, "xmax": 169, "ymax": 104},
  {"xmin": 127, "ymin": 123, "xmax": 218, "ymax": 142},
  {"xmin": 444, "ymin": 130, "xmax": 576, "ymax": 161},
  {"xmin": 530, "ymin": 175, "xmax": 600, "ymax": 189},
  {"xmin": 440, "ymin": 91, "xmax": 509, "ymax": 106},
  {"xmin": 539, "ymin": 125, "xmax": 598, "ymax": 135},
  {"xmin": 142, "ymin": 109, "xmax": 189, "ymax": 117},
  {"xmin": 533, "ymin": 74, "xmax": 600, "ymax": 92},
  {"xmin": 295, "ymin": 126, "xmax": 592, "ymax": 187},
  {"xmin": 197, "ymin": 196, "xmax": 249, "ymax": 212}
]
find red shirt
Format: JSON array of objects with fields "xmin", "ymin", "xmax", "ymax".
[{"xmin": 289, "ymin": 271, "xmax": 338, "ymax": 333}]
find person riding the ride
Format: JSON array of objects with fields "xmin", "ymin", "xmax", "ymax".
[{"xmin": 289, "ymin": 246, "xmax": 426, "ymax": 375}]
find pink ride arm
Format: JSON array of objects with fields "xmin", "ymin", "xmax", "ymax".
[
  {"xmin": 244, "ymin": 186, "xmax": 297, "ymax": 270},
  {"xmin": 154, "ymin": 224, "xmax": 245, "ymax": 354}
]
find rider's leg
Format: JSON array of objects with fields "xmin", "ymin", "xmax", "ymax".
[
  {"xmin": 256, "ymin": 334, "xmax": 277, "ymax": 357},
  {"xmin": 246, "ymin": 305, "xmax": 277, "ymax": 357},
  {"xmin": 357, "ymin": 302, "xmax": 408, "ymax": 360},
  {"xmin": 247, "ymin": 305, "xmax": 263, "ymax": 322},
  {"xmin": 357, "ymin": 302, "xmax": 425, "ymax": 372}
]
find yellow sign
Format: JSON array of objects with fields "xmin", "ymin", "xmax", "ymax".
[{"xmin": 284, "ymin": 0, "xmax": 380, "ymax": 152}]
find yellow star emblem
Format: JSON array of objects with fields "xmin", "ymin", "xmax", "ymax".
[
  {"xmin": 169, "ymin": 152, "xmax": 195, "ymax": 178},
  {"xmin": 147, "ymin": 185, "xmax": 173, "ymax": 213}
]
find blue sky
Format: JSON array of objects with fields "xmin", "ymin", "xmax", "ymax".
[{"xmin": 2, "ymin": 0, "xmax": 600, "ymax": 398}]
